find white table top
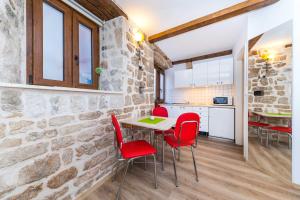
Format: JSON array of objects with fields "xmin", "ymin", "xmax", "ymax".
[{"xmin": 119, "ymin": 116, "xmax": 176, "ymax": 131}]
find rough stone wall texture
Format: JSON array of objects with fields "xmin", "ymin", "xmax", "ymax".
[
  {"xmin": 0, "ymin": 0, "xmax": 25, "ymax": 84},
  {"xmin": 151, "ymin": 44, "xmax": 172, "ymax": 70},
  {"xmin": 0, "ymin": 4, "xmax": 155, "ymax": 200},
  {"xmin": 248, "ymin": 45, "xmax": 292, "ymax": 127}
]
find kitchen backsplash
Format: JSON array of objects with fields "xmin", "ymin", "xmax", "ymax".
[{"xmin": 166, "ymin": 84, "xmax": 233, "ymax": 104}]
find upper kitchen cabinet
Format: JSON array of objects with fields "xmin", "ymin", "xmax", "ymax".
[
  {"xmin": 193, "ymin": 61, "xmax": 208, "ymax": 87},
  {"xmin": 207, "ymin": 60, "xmax": 220, "ymax": 85},
  {"xmin": 207, "ymin": 56, "xmax": 233, "ymax": 86},
  {"xmin": 174, "ymin": 69, "xmax": 193, "ymax": 88},
  {"xmin": 219, "ymin": 57, "xmax": 234, "ymax": 85}
]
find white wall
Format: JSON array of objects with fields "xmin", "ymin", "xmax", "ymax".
[
  {"xmin": 233, "ymin": 16, "xmax": 248, "ymax": 146},
  {"xmin": 292, "ymin": 0, "xmax": 300, "ymax": 185},
  {"xmin": 247, "ymin": 0, "xmax": 293, "ymax": 39}
]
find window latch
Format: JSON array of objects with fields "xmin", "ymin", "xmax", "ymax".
[{"xmin": 74, "ymin": 55, "xmax": 79, "ymax": 65}]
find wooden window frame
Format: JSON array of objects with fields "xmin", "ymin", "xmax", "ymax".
[
  {"xmin": 73, "ymin": 12, "xmax": 99, "ymax": 89},
  {"xmin": 27, "ymin": 0, "xmax": 99, "ymax": 90},
  {"xmin": 155, "ymin": 67, "xmax": 165, "ymax": 103}
]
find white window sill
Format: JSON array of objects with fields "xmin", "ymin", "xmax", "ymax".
[{"xmin": 0, "ymin": 83, "xmax": 123, "ymax": 95}]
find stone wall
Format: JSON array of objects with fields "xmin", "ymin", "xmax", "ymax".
[
  {"xmin": 248, "ymin": 45, "xmax": 292, "ymax": 126},
  {"xmin": 0, "ymin": 1, "xmax": 156, "ymax": 199},
  {"xmin": 152, "ymin": 44, "xmax": 172, "ymax": 70}
]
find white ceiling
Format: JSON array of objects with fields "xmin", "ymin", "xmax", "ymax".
[
  {"xmin": 114, "ymin": 0, "xmax": 246, "ymax": 62},
  {"xmin": 254, "ymin": 20, "xmax": 293, "ymax": 50}
]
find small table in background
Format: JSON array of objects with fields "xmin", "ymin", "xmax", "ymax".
[{"xmin": 120, "ymin": 116, "xmax": 176, "ymax": 170}]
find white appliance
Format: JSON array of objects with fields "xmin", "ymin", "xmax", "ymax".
[
  {"xmin": 209, "ymin": 108, "xmax": 235, "ymax": 140},
  {"xmin": 213, "ymin": 96, "xmax": 233, "ymax": 106}
]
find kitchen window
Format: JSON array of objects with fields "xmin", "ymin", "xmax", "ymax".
[
  {"xmin": 155, "ymin": 68, "xmax": 165, "ymax": 103},
  {"xmin": 28, "ymin": 0, "xmax": 99, "ymax": 89}
]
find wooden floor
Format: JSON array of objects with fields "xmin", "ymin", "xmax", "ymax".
[
  {"xmin": 248, "ymin": 134, "xmax": 292, "ymax": 185},
  {"xmin": 83, "ymin": 137, "xmax": 300, "ymax": 200}
]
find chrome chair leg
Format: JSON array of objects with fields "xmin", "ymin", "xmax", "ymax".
[
  {"xmin": 112, "ymin": 160, "xmax": 121, "ymax": 181},
  {"xmin": 162, "ymin": 139, "xmax": 165, "ymax": 171},
  {"xmin": 144, "ymin": 156, "xmax": 147, "ymax": 170},
  {"xmin": 171, "ymin": 148, "xmax": 178, "ymax": 187},
  {"xmin": 288, "ymin": 135, "xmax": 292, "ymax": 149},
  {"xmin": 153, "ymin": 154, "xmax": 157, "ymax": 189},
  {"xmin": 191, "ymin": 146, "xmax": 199, "ymax": 182},
  {"xmin": 177, "ymin": 147, "xmax": 181, "ymax": 161},
  {"xmin": 116, "ymin": 160, "xmax": 130, "ymax": 200}
]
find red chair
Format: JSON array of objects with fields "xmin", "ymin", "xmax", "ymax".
[
  {"xmin": 152, "ymin": 107, "xmax": 174, "ymax": 170},
  {"xmin": 269, "ymin": 126, "xmax": 292, "ymax": 148},
  {"xmin": 164, "ymin": 113, "xmax": 200, "ymax": 187},
  {"xmin": 248, "ymin": 112, "xmax": 270, "ymax": 143},
  {"xmin": 111, "ymin": 114, "xmax": 157, "ymax": 199}
]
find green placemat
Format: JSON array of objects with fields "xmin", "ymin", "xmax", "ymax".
[
  {"xmin": 138, "ymin": 117, "xmax": 166, "ymax": 125},
  {"xmin": 266, "ymin": 112, "xmax": 292, "ymax": 117}
]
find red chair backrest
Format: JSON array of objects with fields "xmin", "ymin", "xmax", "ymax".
[
  {"xmin": 111, "ymin": 114, "xmax": 123, "ymax": 149},
  {"xmin": 174, "ymin": 113, "xmax": 200, "ymax": 144},
  {"xmin": 152, "ymin": 106, "xmax": 168, "ymax": 117}
]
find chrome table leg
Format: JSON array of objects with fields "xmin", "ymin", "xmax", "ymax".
[{"xmin": 153, "ymin": 154, "xmax": 157, "ymax": 189}]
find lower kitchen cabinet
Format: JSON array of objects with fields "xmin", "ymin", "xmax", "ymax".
[{"xmin": 209, "ymin": 108, "xmax": 235, "ymax": 140}]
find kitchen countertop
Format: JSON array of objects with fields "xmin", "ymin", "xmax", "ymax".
[{"xmin": 160, "ymin": 103, "xmax": 235, "ymax": 109}]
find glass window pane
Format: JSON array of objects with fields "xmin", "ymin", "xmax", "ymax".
[
  {"xmin": 79, "ymin": 24, "xmax": 93, "ymax": 85},
  {"xmin": 43, "ymin": 3, "xmax": 64, "ymax": 81},
  {"xmin": 160, "ymin": 74, "xmax": 164, "ymax": 99}
]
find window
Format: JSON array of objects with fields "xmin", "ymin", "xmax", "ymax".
[
  {"xmin": 29, "ymin": 0, "xmax": 99, "ymax": 89},
  {"xmin": 155, "ymin": 68, "xmax": 165, "ymax": 103}
]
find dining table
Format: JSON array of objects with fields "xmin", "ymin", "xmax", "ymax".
[
  {"xmin": 119, "ymin": 116, "xmax": 176, "ymax": 170},
  {"xmin": 253, "ymin": 112, "xmax": 292, "ymax": 146}
]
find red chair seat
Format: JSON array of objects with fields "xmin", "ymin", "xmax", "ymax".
[
  {"xmin": 269, "ymin": 126, "xmax": 292, "ymax": 134},
  {"xmin": 248, "ymin": 121, "xmax": 270, "ymax": 127},
  {"xmin": 164, "ymin": 135, "xmax": 194, "ymax": 148},
  {"xmin": 154, "ymin": 129, "xmax": 174, "ymax": 135},
  {"xmin": 121, "ymin": 140, "xmax": 157, "ymax": 159}
]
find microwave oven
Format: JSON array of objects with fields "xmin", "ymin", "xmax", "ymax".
[{"xmin": 213, "ymin": 97, "xmax": 233, "ymax": 105}]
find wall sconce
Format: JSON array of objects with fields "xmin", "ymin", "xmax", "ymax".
[
  {"xmin": 134, "ymin": 30, "xmax": 145, "ymax": 70},
  {"xmin": 258, "ymin": 49, "xmax": 275, "ymax": 80}
]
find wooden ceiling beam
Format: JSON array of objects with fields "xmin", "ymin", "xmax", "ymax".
[
  {"xmin": 172, "ymin": 50, "xmax": 232, "ymax": 65},
  {"xmin": 248, "ymin": 34, "xmax": 263, "ymax": 51},
  {"xmin": 149, "ymin": 0, "xmax": 279, "ymax": 43}
]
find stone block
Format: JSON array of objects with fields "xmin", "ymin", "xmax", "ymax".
[
  {"xmin": 58, "ymin": 123, "xmax": 82, "ymax": 136},
  {"xmin": 70, "ymin": 96, "xmax": 87, "ymax": 113},
  {"xmin": 76, "ymin": 143, "xmax": 96, "ymax": 157},
  {"xmin": 79, "ymin": 111, "xmax": 102, "ymax": 121},
  {"xmin": 0, "ymin": 123, "xmax": 6, "ymax": 138},
  {"xmin": 44, "ymin": 186, "xmax": 68, "ymax": 200},
  {"xmin": 47, "ymin": 167, "xmax": 78, "ymax": 189},
  {"xmin": 278, "ymin": 97, "xmax": 289, "ymax": 104},
  {"xmin": 0, "ymin": 138, "xmax": 22, "ymax": 150},
  {"xmin": 50, "ymin": 96, "xmax": 69, "ymax": 115},
  {"xmin": 74, "ymin": 167, "xmax": 99, "ymax": 187},
  {"xmin": 62, "ymin": 148, "xmax": 73, "ymax": 165},
  {"xmin": 0, "ymin": 142, "xmax": 48, "ymax": 168},
  {"xmin": 77, "ymin": 129, "xmax": 95, "ymax": 142},
  {"xmin": 51, "ymin": 136, "xmax": 75, "ymax": 151},
  {"xmin": 49, "ymin": 115, "xmax": 75, "ymax": 127},
  {"xmin": 18, "ymin": 154, "xmax": 60, "ymax": 185},
  {"xmin": 1, "ymin": 90, "xmax": 23, "ymax": 112},
  {"xmin": 24, "ymin": 94, "xmax": 46, "ymax": 117},
  {"xmin": 9, "ymin": 120, "xmax": 34, "ymax": 134},
  {"xmin": 6, "ymin": 183, "xmax": 43, "ymax": 200},
  {"xmin": 94, "ymin": 135, "xmax": 113, "ymax": 150},
  {"xmin": 83, "ymin": 152, "xmax": 107, "ymax": 170}
]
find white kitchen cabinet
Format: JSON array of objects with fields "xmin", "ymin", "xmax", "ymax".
[
  {"xmin": 174, "ymin": 69, "xmax": 193, "ymax": 88},
  {"xmin": 219, "ymin": 57, "xmax": 233, "ymax": 85},
  {"xmin": 209, "ymin": 108, "xmax": 234, "ymax": 140},
  {"xmin": 192, "ymin": 61, "xmax": 207, "ymax": 87},
  {"xmin": 206, "ymin": 60, "xmax": 220, "ymax": 85},
  {"xmin": 192, "ymin": 107, "xmax": 209, "ymax": 132}
]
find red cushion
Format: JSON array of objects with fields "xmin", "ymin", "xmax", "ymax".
[
  {"xmin": 269, "ymin": 126, "xmax": 292, "ymax": 134},
  {"xmin": 120, "ymin": 140, "xmax": 156, "ymax": 159},
  {"xmin": 248, "ymin": 121, "xmax": 270, "ymax": 127},
  {"xmin": 154, "ymin": 129, "xmax": 174, "ymax": 135},
  {"xmin": 164, "ymin": 135, "xmax": 194, "ymax": 148}
]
